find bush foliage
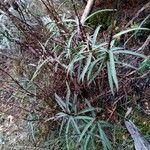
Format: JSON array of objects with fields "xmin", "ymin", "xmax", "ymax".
[{"xmin": 0, "ymin": 0, "xmax": 149, "ymax": 149}]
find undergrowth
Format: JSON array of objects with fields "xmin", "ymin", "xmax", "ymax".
[{"xmin": 0, "ymin": 0, "xmax": 150, "ymax": 149}]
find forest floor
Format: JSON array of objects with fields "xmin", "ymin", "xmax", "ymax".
[{"xmin": 0, "ymin": 0, "xmax": 150, "ymax": 149}]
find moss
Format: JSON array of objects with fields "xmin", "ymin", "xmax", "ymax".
[{"xmin": 132, "ymin": 111, "xmax": 150, "ymax": 135}]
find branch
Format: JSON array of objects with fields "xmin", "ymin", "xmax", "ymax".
[{"xmin": 80, "ymin": 0, "xmax": 95, "ymax": 25}]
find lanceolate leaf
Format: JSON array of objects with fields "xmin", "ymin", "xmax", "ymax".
[
  {"xmin": 75, "ymin": 116, "xmax": 93, "ymax": 120},
  {"xmin": 78, "ymin": 107, "xmax": 95, "ymax": 115},
  {"xmin": 107, "ymin": 61, "xmax": 114, "ymax": 95},
  {"xmin": 113, "ymin": 50, "xmax": 146, "ymax": 58},
  {"xmin": 116, "ymin": 61, "xmax": 137, "ymax": 70},
  {"xmin": 66, "ymin": 31, "xmax": 77, "ymax": 58},
  {"xmin": 55, "ymin": 93, "xmax": 66, "ymax": 112},
  {"xmin": 92, "ymin": 25, "xmax": 102, "ymax": 45},
  {"xmin": 67, "ymin": 55, "xmax": 85, "ymax": 76},
  {"xmin": 80, "ymin": 53, "xmax": 92, "ymax": 82},
  {"xmin": 65, "ymin": 117, "xmax": 71, "ymax": 150},
  {"xmin": 66, "ymin": 82, "xmax": 71, "ymax": 113},
  {"xmin": 98, "ymin": 123, "xmax": 112, "ymax": 150},
  {"xmin": 31, "ymin": 57, "xmax": 51, "ymax": 82},
  {"xmin": 84, "ymin": 124, "xmax": 96, "ymax": 150},
  {"xmin": 109, "ymin": 51, "xmax": 119, "ymax": 91},
  {"xmin": 88, "ymin": 57, "xmax": 105, "ymax": 85},
  {"xmin": 70, "ymin": 116, "xmax": 81, "ymax": 135},
  {"xmin": 87, "ymin": 57, "xmax": 102, "ymax": 81},
  {"xmin": 113, "ymin": 27, "xmax": 150, "ymax": 39},
  {"xmin": 85, "ymin": 9, "xmax": 115, "ymax": 22},
  {"xmin": 78, "ymin": 118, "xmax": 95, "ymax": 143}
]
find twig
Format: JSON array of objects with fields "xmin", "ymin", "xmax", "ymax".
[
  {"xmin": 138, "ymin": 35, "xmax": 150, "ymax": 51},
  {"xmin": 71, "ymin": 0, "xmax": 87, "ymax": 42}
]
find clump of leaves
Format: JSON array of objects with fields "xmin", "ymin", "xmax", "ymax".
[{"xmin": 46, "ymin": 83, "xmax": 112, "ymax": 150}]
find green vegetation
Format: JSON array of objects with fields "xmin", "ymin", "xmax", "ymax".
[{"xmin": 0, "ymin": 0, "xmax": 149, "ymax": 149}]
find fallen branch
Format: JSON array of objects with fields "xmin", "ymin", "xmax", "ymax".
[
  {"xmin": 80, "ymin": 0, "xmax": 95, "ymax": 25},
  {"xmin": 138, "ymin": 35, "xmax": 150, "ymax": 51}
]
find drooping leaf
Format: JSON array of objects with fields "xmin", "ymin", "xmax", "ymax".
[
  {"xmin": 113, "ymin": 27, "xmax": 150, "ymax": 39},
  {"xmin": 85, "ymin": 9, "xmax": 115, "ymax": 22}
]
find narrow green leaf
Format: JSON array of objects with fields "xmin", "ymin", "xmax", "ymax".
[
  {"xmin": 78, "ymin": 119, "xmax": 95, "ymax": 143},
  {"xmin": 77, "ymin": 60, "xmax": 83, "ymax": 82},
  {"xmin": 113, "ymin": 50, "xmax": 146, "ymax": 58},
  {"xmin": 67, "ymin": 55, "xmax": 85, "ymax": 76},
  {"xmin": 75, "ymin": 116, "xmax": 93, "ymax": 120},
  {"xmin": 91, "ymin": 137, "xmax": 96, "ymax": 150},
  {"xmin": 85, "ymin": 9, "xmax": 115, "ymax": 22},
  {"xmin": 80, "ymin": 53, "xmax": 92, "ymax": 82},
  {"xmin": 70, "ymin": 116, "xmax": 81, "ymax": 134},
  {"xmin": 56, "ymin": 112, "xmax": 68, "ymax": 118},
  {"xmin": 88, "ymin": 57, "xmax": 105, "ymax": 85},
  {"xmin": 78, "ymin": 107, "xmax": 95, "ymax": 115},
  {"xmin": 98, "ymin": 123, "xmax": 112, "ymax": 150},
  {"xmin": 92, "ymin": 25, "xmax": 102, "ymax": 45},
  {"xmin": 65, "ymin": 117, "xmax": 71, "ymax": 150},
  {"xmin": 84, "ymin": 134, "xmax": 91, "ymax": 150},
  {"xmin": 31, "ymin": 57, "xmax": 51, "ymax": 82},
  {"xmin": 109, "ymin": 51, "xmax": 118, "ymax": 90},
  {"xmin": 55, "ymin": 93, "xmax": 66, "ymax": 112},
  {"xmin": 107, "ymin": 62, "xmax": 114, "ymax": 95},
  {"xmin": 110, "ymin": 47, "xmax": 124, "ymax": 51},
  {"xmin": 113, "ymin": 27, "xmax": 150, "ymax": 38},
  {"xmin": 116, "ymin": 61, "xmax": 137, "ymax": 69},
  {"xmin": 66, "ymin": 31, "xmax": 77, "ymax": 58},
  {"xmin": 84, "ymin": 124, "xmax": 96, "ymax": 150},
  {"xmin": 87, "ymin": 58, "xmax": 102, "ymax": 81},
  {"xmin": 59, "ymin": 118, "xmax": 65, "ymax": 136},
  {"xmin": 66, "ymin": 82, "xmax": 71, "ymax": 113}
]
